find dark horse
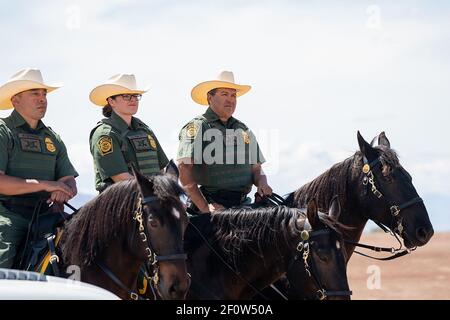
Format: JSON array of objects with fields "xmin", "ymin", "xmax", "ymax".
[
  {"xmin": 268, "ymin": 131, "xmax": 434, "ymax": 299},
  {"xmin": 186, "ymin": 198, "xmax": 351, "ymax": 300},
  {"xmin": 58, "ymin": 165, "xmax": 190, "ymax": 300}
]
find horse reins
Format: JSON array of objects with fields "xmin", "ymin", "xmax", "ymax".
[{"xmin": 350, "ymin": 156, "xmax": 423, "ymax": 260}]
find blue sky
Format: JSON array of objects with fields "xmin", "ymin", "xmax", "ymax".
[{"xmin": 1, "ymin": 0, "xmax": 449, "ymax": 230}]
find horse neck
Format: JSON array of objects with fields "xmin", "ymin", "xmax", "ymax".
[
  {"xmin": 292, "ymin": 156, "xmax": 369, "ymax": 260},
  {"xmin": 208, "ymin": 212, "xmax": 302, "ymax": 299},
  {"xmin": 82, "ymin": 242, "xmax": 143, "ymax": 300},
  {"xmin": 239, "ymin": 214, "xmax": 307, "ymax": 299}
]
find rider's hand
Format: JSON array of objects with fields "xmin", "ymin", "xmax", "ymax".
[
  {"xmin": 47, "ymin": 190, "xmax": 72, "ymax": 204},
  {"xmin": 208, "ymin": 203, "xmax": 225, "ymax": 214},
  {"xmin": 257, "ymin": 182, "xmax": 273, "ymax": 197},
  {"xmin": 42, "ymin": 181, "xmax": 74, "ymax": 198}
]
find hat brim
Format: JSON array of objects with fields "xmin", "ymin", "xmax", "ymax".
[
  {"xmin": 0, "ymin": 80, "xmax": 62, "ymax": 110},
  {"xmin": 89, "ymin": 84, "xmax": 148, "ymax": 106},
  {"xmin": 191, "ymin": 81, "xmax": 251, "ymax": 106}
]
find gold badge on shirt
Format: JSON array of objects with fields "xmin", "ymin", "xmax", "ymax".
[
  {"xmin": 186, "ymin": 123, "xmax": 198, "ymax": 139},
  {"xmin": 98, "ymin": 136, "xmax": 113, "ymax": 156},
  {"xmin": 148, "ymin": 135, "xmax": 157, "ymax": 150},
  {"xmin": 242, "ymin": 131, "xmax": 251, "ymax": 144},
  {"xmin": 45, "ymin": 137, "xmax": 56, "ymax": 153}
]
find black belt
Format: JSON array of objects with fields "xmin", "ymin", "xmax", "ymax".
[{"xmin": 200, "ymin": 187, "xmax": 247, "ymax": 208}]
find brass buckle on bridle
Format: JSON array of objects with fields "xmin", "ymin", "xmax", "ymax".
[
  {"xmin": 390, "ymin": 205, "xmax": 401, "ymax": 216},
  {"xmin": 316, "ymin": 289, "xmax": 327, "ymax": 300},
  {"xmin": 130, "ymin": 292, "xmax": 139, "ymax": 300}
]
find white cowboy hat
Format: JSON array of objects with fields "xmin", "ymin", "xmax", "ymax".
[
  {"xmin": 0, "ymin": 68, "xmax": 62, "ymax": 110},
  {"xmin": 89, "ymin": 74, "xmax": 149, "ymax": 106},
  {"xmin": 191, "ymin": 71, "xmax": 251, "ymax": 106}
]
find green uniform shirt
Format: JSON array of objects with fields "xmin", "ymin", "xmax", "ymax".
[
  {"xmin": 177, "ymin": 107, "xmax": 265, "ymax": 194},
  {"xmin": 90, "ymin": 111, "xmax": 169, "ymax": 192},
  {"xmin": 0, "ymin": 110, "xmax": 79, "ymax": 212}
]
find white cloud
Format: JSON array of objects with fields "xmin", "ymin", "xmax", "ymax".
[
  {"xmin": 408, "ymin": 158, "xmax": 450, "ymax": 196},
  {"xmin": 1, "ymin": 1, "xmax": 449, "ymax": 204}
]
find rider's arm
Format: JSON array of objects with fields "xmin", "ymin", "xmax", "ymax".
[
  {"xmin": 47, "ymin": 175, "xmax": 78, "ymax": 204},
  {"xmin": 252, "ymin": 163, "xmax": 266, "ymax": 185},
  {"xmin": 111, "ymin": 172, "xmax": 134, "ymax": 182},
  {"xmin": 177, "ymin": 159, "xmax": 210, "ymax": 213},
  {"xmin": 58, "ymin": 175, "xmax": 78, "ymax": 196},
  {"xmin": 91, "ymin": 132, "xmax": 131, "ymax": 183},
  {"xmin": 252, "ymin": 163, "xmax": 272, "ymax": 196},
  {"xmin": 0, "ymin": 171, "xmax": 74, "ymax": 197}
]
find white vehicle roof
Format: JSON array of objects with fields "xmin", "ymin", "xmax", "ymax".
[{"xmin": 0, "ymin": 268, "xmax": 120, "ymax": 300}]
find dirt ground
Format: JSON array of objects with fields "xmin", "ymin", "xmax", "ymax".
[{"xmin": 347, "ymin": 232, "xmax": 450, "ymax": 300}]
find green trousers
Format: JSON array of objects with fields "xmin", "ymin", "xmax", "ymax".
[{"xmin": 0, "ymin": 210, "xmax": 30, "ymax": 268}]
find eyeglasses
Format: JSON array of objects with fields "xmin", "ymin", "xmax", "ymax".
[{"xmin": 112, "ymin": 94, "xmax": 142, "ymax": 101}]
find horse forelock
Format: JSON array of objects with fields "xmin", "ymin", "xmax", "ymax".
[{"xmin": 373, "ymin": 146, "xmax": 400, "ymax": 168}]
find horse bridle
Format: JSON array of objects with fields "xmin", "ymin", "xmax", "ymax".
[
  {"xmin": 97, "ymin": 195, "xmax": 188, "ymax": 300},
  {"xmin": 361, "ymin": 156, "xmax": 423, "ymax": 237},
  {"xmin": 135, "ymin": 195, "xmax": 188, "ymax": 265},
  {"xmin": 263, "ymin": 194, "xmax": 352, "ymax": 300},
  {"xmin": 292, "ymin": 228, "xmax": 352, "ymax": 300},
  {"xmin": 340, "ymin": 156, "xmax": 425, "ymax": 261}
]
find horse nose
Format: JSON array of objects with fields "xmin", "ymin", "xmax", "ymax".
[
  {"xmin": 168, "ymin": 278, "xmax": 188, "ymax": 299},
  {"xmin": 416, "ymin": 226, "xmax": 434, "ymax": 245}
]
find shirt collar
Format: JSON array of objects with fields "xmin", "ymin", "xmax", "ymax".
[
  {"xmin": 110, "ymin": 111, "xmax": 146, "ymax": 132},
  {"xmin": 8, "ymin": 109, "xmax": 46, "ymax": 131},
  {"xmin": 110, "ymin": 111, "xmax": 131, "ymax": 132},
  {"xmin": 203, "ymin": 107, "xmax": 237, "ymax": 127}
]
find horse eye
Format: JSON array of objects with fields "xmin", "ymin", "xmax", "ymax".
[
  {"xmin": 149, "ymin": 218, "xmax": 159, "ymax": 228},
  {"xmin": 316, "ymin": 249, "xmax": 329, "ymax": 262}
]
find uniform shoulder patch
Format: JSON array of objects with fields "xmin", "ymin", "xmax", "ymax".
[
  {"xmin": 45, "ymin": 137, "xmax": 57, "ymax": 153},
  {"xmin": 148, "ymin": 134, "xmax": 157, "ymax": 149},
  {"xmin": 241, "ymin": 131, "xmax": 251, "ymax": 144},
  {"xmin": 97, "ymin": 136, "xmax": 113, "ymax": 156},
  {"xmin": 185, "ymin": 122, "xmax": 199, "ymax": 139}
]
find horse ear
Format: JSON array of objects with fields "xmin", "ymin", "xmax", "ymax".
[
  {"xmin": 370, "ymin": 134, "xmax": 378, "ymax": 147},
  {"xmin": 164, "ymin": 159, "xmax": 179, "ymax": 180},
  {"xmin": 329, "ymin": 195, "xmax": 341, "ymax": 221},
  {"xmin": 307, "ymin": 198, "xmax": 322, "ymax": 230},
  {"xmin": 131, "ymin": 164, "xmax": 153, "ymax": 195},
  {"xmin": 378, "ymin": 131, "xmax": 391, "ymax": 148},
  {"xmin": 357, "ymin": 131, "xmax": 377, "ymax": 161}
]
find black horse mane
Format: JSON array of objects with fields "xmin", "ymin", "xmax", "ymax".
[
  {"xmin": 286, "ymin": 146, "xmax": 400, "ymax": 211},
  {"xmin": 60, "ymin": 175, "xmax": 185, "ymax": 267},
  {"xmin": 211, "ymin": 205, "xmax": 349, "ymax": 270}
]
